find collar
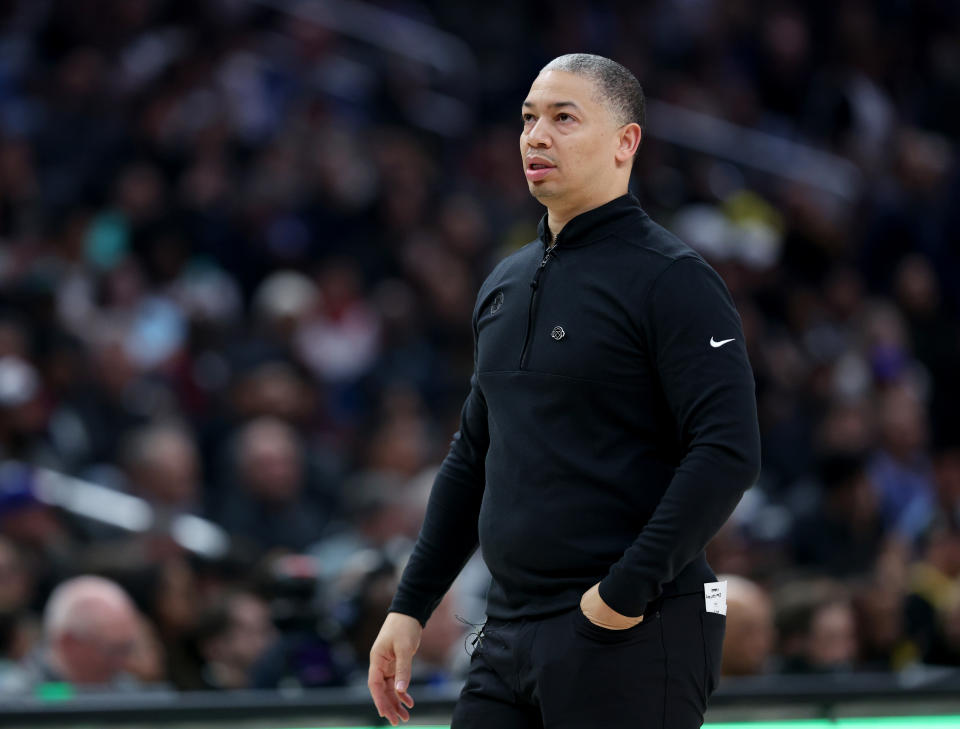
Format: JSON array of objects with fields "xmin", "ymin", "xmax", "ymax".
[{"xmin": 537, "ymin": 193, "xmax": 645, "ymax": 249}]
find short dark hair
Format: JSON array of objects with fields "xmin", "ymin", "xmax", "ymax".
[{"xmin": 541, "ymin": 53, "xmax": 645, "ymax": 134}]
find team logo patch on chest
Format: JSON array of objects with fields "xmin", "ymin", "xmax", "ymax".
[
  {"xmin": 551, "ymin": 326, "xmax": 566, "ymax": 341},
  {"xmin": 490, "ymin": 291, "xmax": 504, "ymax": 315}
]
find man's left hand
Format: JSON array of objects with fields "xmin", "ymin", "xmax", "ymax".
[{"xmin": 579, "ymin": 582, "xmax": 644, "ymax": 629}]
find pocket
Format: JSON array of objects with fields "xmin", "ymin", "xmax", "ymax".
[
  {"xmin": 699, "ymin": 610, "xmax": 726, "ymax": 697},
  {"xmin": 573, "ymin": 605, "xmax": 652, "ymax": 643}
]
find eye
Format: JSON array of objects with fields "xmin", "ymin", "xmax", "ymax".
[
  {"xmin": 557, "ymin": 112, "xmax": 573, "ymax": 122},
  {"xmin": 522, "ymin": 113, "xmax": 535, "ymax": 124}
]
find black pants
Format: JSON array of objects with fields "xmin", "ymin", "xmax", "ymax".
[{"xmin": 451, "ymin": 592, "xmax": 724, "ymax": 729}]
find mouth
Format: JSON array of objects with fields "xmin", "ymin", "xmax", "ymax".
[{"xmin": 525, "ymin": 158, "xmax": 556, "ymax": 182}]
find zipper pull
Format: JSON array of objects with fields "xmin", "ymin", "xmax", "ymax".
[
  {"xmin": 539, "ymin": 240, "xmax": 558, "ymax": 267},
  {"xmin": 532, "ymin": 237, "xmax": 558, "ymax": 288}
]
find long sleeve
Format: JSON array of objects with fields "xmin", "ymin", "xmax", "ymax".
[
  {"xmin": 598, "ymin": 256, "xmax": 761, "ymax": 617},
  {"xmin": 388, "ymin": 362, "xmax": 489, "ymax": 627}
]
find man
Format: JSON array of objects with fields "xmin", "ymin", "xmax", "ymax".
[
  {"xmin": 215, "ymin": 416, "xmax": 333, "ymax": 554},
  {"xmin": 28, "ymin": 575, "xmax": 141, "ymax": 688},
  {"xmin": 196, "ymin": 590, "xmax": 277, "ymax": 689},
  {"xmin": 368, "ymin": 53, "xmax": 761, "ymax": 728},
  {"xmin": 720, "ymin": 575, "xmax": 775, "ymax": 677},
  {"xmin": 122, "ymin": 423, "xmax": 202, "ymax": 517}
]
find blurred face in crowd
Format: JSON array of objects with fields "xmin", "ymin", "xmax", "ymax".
[
  {"xmin": 223, "ymin": 594, "xmax": 276, "ymax": 670},
  {"xmin": 53, "ymin": 595, "xmax": 139, "ymax": 684},
  {"xmin": 855, "ymin": 583, "xmax": 904, "ymax": 655},
  {"xmin": 829, "ymin": 470, "xmax": 879, "ymax": 528},
  {"xmin": 818, "ymin": 402, "xmax": 873, "ymax": 453},
  {"xmin": 233, "ymin": 363, "xmax": 310, "ymax": 423},
  {"xmin": 807, "ymin": 601, "xmax": 858, "ymax": 669},
  {"xmin": 925, "ymin": 528, "xmax": 960, "ymax": 578},
  {"xmin": 878, "ymin": 386, "xmax": 927, "ymax": 459},
  {"xmin": 238, "ymin": 418, "xmax": 303, "ymax": 503},
  {"xmin": 202, "ymin": 592, "xmax": 276, "ymax": 688},
  {"xmin": 365, "ymin": 416, "xmax": 429, "ymax": 478},
  {"xmin": 722, "ymin": 579, "xmax": 776, "ymax": 676},
  {"xmin": 520, "ymin": 70, "xmax": 640, "ymax": 226},
  {"xmin": 130, "ymin": 428, "xmax": 200, "ymax": 507}
]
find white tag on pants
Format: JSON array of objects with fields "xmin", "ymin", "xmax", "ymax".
[{"xmin": 704, "ymin": 581, "xmax": 727, "ymax": 615}]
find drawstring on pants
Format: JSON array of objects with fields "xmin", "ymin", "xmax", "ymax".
[{"xmin": 455, "ymin": 613, "xmax": 487, "ymax": 656}]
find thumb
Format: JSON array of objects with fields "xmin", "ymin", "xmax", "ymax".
[{"xmin": 393, "ymin": 639, "xmax": 415, "ymax": 693}]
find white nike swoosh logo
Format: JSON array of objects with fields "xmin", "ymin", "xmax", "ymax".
[{"xmin": 710, "ymin": 337, "xmax": 735, "ymax": 348}]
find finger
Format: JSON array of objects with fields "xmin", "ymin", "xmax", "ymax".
[
  {"xmin": 390, "ymin": 674, "xmax": 415, "ymax": 709},
  {"xmin": 375, "ymin": 692, "xmax": 401, "ymax": 726},
  {"xmin": 390, "ymin": 692, "xmax": 410, "ymax": 724},
  {"xmin": 368, "ymin": 664, "xmax": 403, "ymax": 722},
  {"xmin": 388, "ymin": 675, "xmax": 414, "ymax": 714},
  {"xmin": 385, "ymin": 695, "xmax": 404, "ymax": 722},
  {"xmin": 374, "ymin": 683, "xmax": 404, "ymax": 723}
]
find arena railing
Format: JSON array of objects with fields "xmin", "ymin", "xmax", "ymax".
[{"xmin": 1, "ymin": 670, "xmax": 960, "ymax": 728}]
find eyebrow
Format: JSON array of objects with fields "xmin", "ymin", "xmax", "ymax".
[{"xmin": 522, "ymin": 101, "xmax": 582, "ymax": 112}]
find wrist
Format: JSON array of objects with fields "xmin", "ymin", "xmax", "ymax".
[{"xmin": 387, "ymin": 611, "xmax": 424, "ymax": 629}]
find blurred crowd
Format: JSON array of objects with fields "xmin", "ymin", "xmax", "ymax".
[{"xmin": 0, "ymin": 0, "xmax": 958, "ymax": 694}]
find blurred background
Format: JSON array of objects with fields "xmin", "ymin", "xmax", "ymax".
[{"xmin": 0, "ymin": 0, "xmax": 958, "ymax": 721}]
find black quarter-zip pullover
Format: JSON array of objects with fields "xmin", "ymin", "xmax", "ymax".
[{"xmin": 390, "ymin": 194, "xmax": 761, "ymax": 624}]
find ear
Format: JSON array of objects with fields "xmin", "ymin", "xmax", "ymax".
[{"xmin": 614, "ymin": 123, "xmax": 642, "ymax": 165}]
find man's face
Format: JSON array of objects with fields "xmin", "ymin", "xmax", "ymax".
[
  {"xmin": 60, "ymin": 611, "xmax": 138, "ymax": 684},
  {"xmin": 520, "ymin": 70, "xmax": 622, "ymax": 205}
]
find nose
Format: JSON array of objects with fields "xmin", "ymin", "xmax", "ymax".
[{"xmin": 525, "ymin": 117, "xmax": 551, "ymax": 148}]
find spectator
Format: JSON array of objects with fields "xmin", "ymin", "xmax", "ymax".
[
  {"xmin": 23, "ymin": 576, "xmax": 141, "ymax": 689},
  {"xmin": 853, "ymin": 579, "xmax": 913, "ymax": 671},
  {"xmin": 869, "ymin": 384, "xmax": 937, "ymax": 541},
  {"xmin": 213, "ymin": 417, "xmax": 334, "ymax": 555},
  {"xmin": 791, "ymin": 452, "xmax": 887, "ymax": 576},
  {"xmin": 120, "ymin": 422, "xmax": 203, "ymax": 517},
  {"xmin": 0, "ymin": 357, "xmax": 57, "ymax": 468},
  {"xmin": 775, "ymin": 579, "xmax": 859, "ymax": 673},
  {"xmin": 904, "ymin": 515, "xmax": 960, "ymax": 666},
  {"xmin": 0, "ymin": 463, "xmax": 76, "ymax": 596},
  {"xmin": 249, "ymin": 554, "xmax": 351, "ymax": 689},
  {"xmin": 75, "ymin": 422, "xmax": 205, "ymax": 574},
  {"xmin": 0, "ymin": 536, "xmax": 37, "ymax": 691},
  {"xmin": 720, "ymin": 575, "xmax": 776, "ymax": 677},
  {"xmin": 196, "ymin": 590, "xmax": 277, "ymax": 690},
  {"xmin": 310, "ymin": 471, "xmax": 424, "ymax": 585}
]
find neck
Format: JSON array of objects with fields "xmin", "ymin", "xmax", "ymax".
[{"xmin": 545, "ymin": 185, "xmax": 630, "ymax": 242}]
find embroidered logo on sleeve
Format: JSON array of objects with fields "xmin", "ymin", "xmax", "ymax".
[
  {"xmin": 490, "ymin": 291, "xmax": 504, "ymax": 315},
  {"xmin": 704, "ymin": 581, "xmax": 727, "ymax": 615},
  {"xmin": 710, "ymin": 337, "xmax": 735, "ymax": 348}
]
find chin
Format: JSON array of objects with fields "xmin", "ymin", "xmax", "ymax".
[{"xmin": 529, "ymin": 182, "xmax": 558, "ymax": 200}]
